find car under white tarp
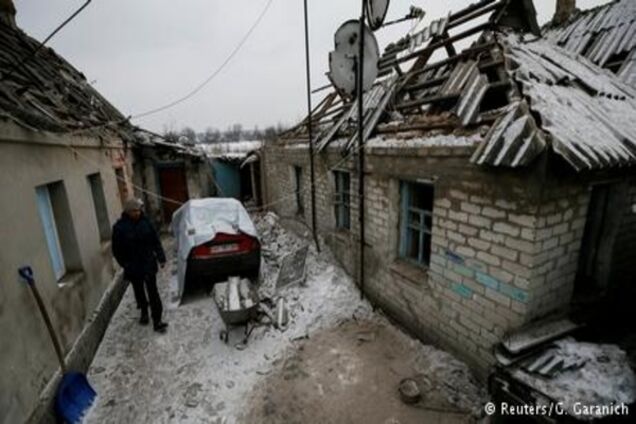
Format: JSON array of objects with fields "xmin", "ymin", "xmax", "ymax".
[{"xmin": 171, "ymin": 198, "xmax": 259, "ymax": 304}]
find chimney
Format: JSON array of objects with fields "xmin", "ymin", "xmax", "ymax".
[
  {"xmin": 553, "ymin": 0, "xmax": 576, "ymax": 25},
  {"xmin": 0, "ymin": 0, "xmax": 16, "ymax": 28}
]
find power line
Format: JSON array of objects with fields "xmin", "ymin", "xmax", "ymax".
[
  {"xmin": 131, "ymin": 0, "xmax": 274, "ymax": 120},
  {"xmin": 2, "ymin": 1, "xmax": 93, "ymax": 82}
]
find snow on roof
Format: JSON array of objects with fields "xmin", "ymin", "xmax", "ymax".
[
  {"xmin": 279, "ymin": 1, "xmax": 636, "ymax": 172},
  {"xmin": 500, "ymin": 32, "xmax": 636, "ymax": 171},
  {"xmin": 200, "ymin": 141, "xmax": 263, "ymax": 160},
  {"xmin": 543, "ymin": 0, "xmax": 636, "ymax": 88}
]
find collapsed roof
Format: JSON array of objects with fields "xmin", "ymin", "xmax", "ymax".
[
  {"xmin": 282, "ymin": 0, "xmax": 636, "ymax": 172},
  {"xmin": 543, "ymin": 0, "xmax": 636, "ymax": 88},
  {"xmin": 0, "ymin": 16, "xmax": 133, "ymax": 140}
]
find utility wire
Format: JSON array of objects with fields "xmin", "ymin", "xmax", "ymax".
[
  {"xmin": 2, "ymin": 0, "xmax": 93, "ymax": 81},
  {"xmin": 131, "ymin": 0, "xmax": 274, "ymax": 120}
]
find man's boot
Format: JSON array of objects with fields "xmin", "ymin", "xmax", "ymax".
[
  {"xmin": 154, "ymin": 321, "xmax": 168, "ymax": 333},
  {"xmin": 140, "ymin": 310, "xmax": 149, "ymax": 325}
]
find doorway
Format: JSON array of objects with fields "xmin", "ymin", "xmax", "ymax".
[
  {"xmin": 158, "ymin": 164, "xmax": 189, "ymax": 224},
  {"xmin": 574, "ymin": 183, "xmax": 626, "ymax": 302}
]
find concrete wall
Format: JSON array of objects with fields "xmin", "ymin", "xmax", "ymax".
[
  {"xmin": 262, "ymin": 141, "xmax": 634, "ymax": 375},
  {"xmin": 0, "ymin": 121, "xmax": 131, "ymax": 423}
]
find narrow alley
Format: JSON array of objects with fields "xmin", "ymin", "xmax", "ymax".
[{"xmin": 84, "ymin": 213, "xmax": 486, "ymax": 424}]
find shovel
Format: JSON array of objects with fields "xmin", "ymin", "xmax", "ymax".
[{"xmin": 18, "ymin": 266, "xmax": 96, "ymax": 423}]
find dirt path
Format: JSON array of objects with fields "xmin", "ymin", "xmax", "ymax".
[{"xmin": 242, "ymin": 320, "xmax": 480, "ymax": 424}]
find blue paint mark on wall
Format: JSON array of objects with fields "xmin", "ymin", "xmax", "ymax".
[
  {"xmin": 445, "ymin": 250, "xmax": 530, "ymax": 303},
  {"xmin": 452, "ymin": 283, "xmax": 473, "ymax": 299},
  {"xmin": 454, "ymin": 264, "xmax": 475, "ymax": 279},
  {"xmin": 445, "ymin": 250, "xmax": 465, "ymax": 264},
  {"xmin": 211, "ymin": 159, "xmax": 241, "ymax": 199},
  {"xmin": 475, "ymin": 271, "xmax": 500, "ymax": 290},
  {"xmin": 498, "ymin": 282, "xmax": 529, "ymax": 303}
]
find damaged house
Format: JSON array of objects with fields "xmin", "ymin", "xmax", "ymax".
[
  {"xmin": 131, "ymin": 131, "xmax": 214, "ymax": 227},
  {"xmin": 262, "ymin": 0, "xmax": 636, "ymax": 375},
  {"xmin": 200, "ymin": 140, "xmax": 263, "ymax": 206},
  {"xmin": 0, "ymin": 1, "xmax": 135, "ymax": 421}
]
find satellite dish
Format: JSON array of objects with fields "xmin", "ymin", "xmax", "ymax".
[
  {"xmin": 328, "ymin": 20, "xmax": 380, "ymax": 97},
  {"xmin": 366, "ymin": 0, "xmax": 390, "ymax": 30}
]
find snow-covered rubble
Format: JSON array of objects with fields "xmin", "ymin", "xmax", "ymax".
[
  {"xmin": 513, "ymin": 337, "xmax": 636, "ymax": 420},
  {"xmin": 86, "ymin": 212, "xmax": 485, "ymax": 423}
]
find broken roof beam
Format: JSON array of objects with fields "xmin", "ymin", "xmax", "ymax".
[
  {"xmin": 396, "ymin": 92, "xmax": 459, "ymax": 112},
  {"xmin": 447, "ymin": 1, "xmax": 504, "ymax": 31},
  {"xmin": 400, "ymin": 41, "xmax": 498, "ymax": 82},
  {"xmin": 378, "ymin": 22, "xmax": 494, "ymax": 73},
  {"xmin": 397, "ymin": 79, "xmax": 509, "ymax": 113}
]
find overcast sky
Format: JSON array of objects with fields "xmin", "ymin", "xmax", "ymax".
[{"xmin": 16, "ymin": 0, "xmax": 608, "ymax": 133}]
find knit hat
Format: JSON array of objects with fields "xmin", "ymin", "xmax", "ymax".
[{"xmin": 123, "ymin": 198, "xmax": 144, "ymax": 212}]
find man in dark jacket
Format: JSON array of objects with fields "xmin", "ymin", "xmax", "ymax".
[{"xmin": 112, "ymin": 198, "xmax": 168, "ymax": 333}]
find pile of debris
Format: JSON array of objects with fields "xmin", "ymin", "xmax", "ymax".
[
  {"xmin": 512, "ymin": 338, "xmax": 636, "ymax": 417},
  {"xmin": 491, "ymin": 318, "xmax": 636, "ymax": 420}
]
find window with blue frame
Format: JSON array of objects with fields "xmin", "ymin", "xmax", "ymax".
[
  {"xmin": 333, "ymin": 171, "xmax": 350, "ymax": 230},
  {"xmin": 399, "ymin": 181, "xmax": 434, "ymax": 267},
  {"xmin": 36, "ymin": 183, "xmax": 66, "ymax": 280}
]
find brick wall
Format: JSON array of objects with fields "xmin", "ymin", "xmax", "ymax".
[
  {"xmin": 525, "ymin": 185, "xmax": 589, "ymax": 319},
  {"xmin": 262, "ymin": 141, "xmax": 634, "ymax": 374}
]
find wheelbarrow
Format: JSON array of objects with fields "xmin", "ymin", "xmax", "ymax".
[{"xmin": 213, "ymin": 277, "xmax": 260, "ymax": 345}]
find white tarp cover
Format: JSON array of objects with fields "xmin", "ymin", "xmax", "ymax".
[{"xmin": 171, "ymin": 198, "xmax": 258, "ymax": 303}]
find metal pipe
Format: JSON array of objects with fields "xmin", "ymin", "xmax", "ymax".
[
  {"xmin": 357, "ymin": 1, "xmax": 366, "ymax": 301},
  {"xmin": 304, "ymin": 0, "xmax": 320, "ymax": 252}
]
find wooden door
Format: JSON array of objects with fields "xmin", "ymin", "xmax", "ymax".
[{"xmin": 158, "ymin": 165, "xmax": 189, "ymax": 223}]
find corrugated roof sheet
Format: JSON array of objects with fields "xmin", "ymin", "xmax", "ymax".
[
  {"xmin": 287, "ymin": 0, "xmax": 636, "ymax": 173},
  {"xmin": 487, "ymin": 33, "xmax": 636, "ymax": 170},
  {"xmin": 471, "ymin": 100, "xmax": 546, "ymax": 167},
  {"xmin": 543, "ymin": 0, "xmax": 636, "ymax": 87}
]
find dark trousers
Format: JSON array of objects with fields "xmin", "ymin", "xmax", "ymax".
[{"xmin": 130, "ymin": 273, "xmax": 163, "ymax": 324}]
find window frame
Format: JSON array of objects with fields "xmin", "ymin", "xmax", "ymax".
[
  {"xmin": 399, "ymin": 180, "xmax": 434, "ymax": 267},
  {"xmin": 333, "ymin": 170, "xmax": 351, "ymax": 230},
  {"xmin": 36, "ymin": 185, "xmax": 66, "ymax": 280},
  {"xmin": 87, "ymin": 172, "xmax": 112, "ymax": 242}
]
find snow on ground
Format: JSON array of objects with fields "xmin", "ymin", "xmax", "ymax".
[{"xmin": 85, "ymin": 212, "xmax": 484, "ymax": 423}]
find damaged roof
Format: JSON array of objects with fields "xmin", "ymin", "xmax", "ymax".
[
  {"xmin": 282, "ymin": 0, "xmax": 636, "ymax": 172},
  {"xmin": 134, "ymin": 130, "xmax": 207, "ymax": 159},
  {"xmin": 0, "ymin": 20, "xmax": 133, "ymax": 140},
  {"xmin": 480, "ymin": 33, "xmax": 636, "ymax": 170},
  {"xmin": 543, "ymin": 0, "xmax": 636, "ymax": 88},
  {"xmin": 200, "ymin": 141, "xmax": 263, "ymax": 161}
]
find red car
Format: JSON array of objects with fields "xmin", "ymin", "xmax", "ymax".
[{"xmin": 172, "ymin": 198, "xmax": 261, "ymax": 300}]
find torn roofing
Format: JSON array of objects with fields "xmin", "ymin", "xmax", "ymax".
[
  {"xmin": 543, "ymin": 0, "xmax": 636, "ymax": 88},
  {"xmin": 282, "ymin": 0, "xmax": 636, "ymax": 172},
  {"xmin": 498, "ymin": 32, "xmax": 636, "ymax": 171},
  {"xmin": 134, "ymin": 130, "xmax": 207, "ymax": 159},
  {"xmin": 0, "ymin": 19, "xmax": 133, "ymax": 140}
]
